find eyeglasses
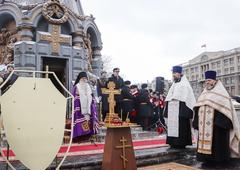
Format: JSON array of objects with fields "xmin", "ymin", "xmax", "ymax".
[{"xmin": 114, "ymin": 70, "xmax": 120, "ymax": 73}]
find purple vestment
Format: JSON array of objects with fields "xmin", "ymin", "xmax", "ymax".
[{"xmin": 72, "ymin": 85, "xmax": 99, "ymax": 139}]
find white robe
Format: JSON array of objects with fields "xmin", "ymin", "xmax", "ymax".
[
  {"xmin": 77, "ymin": 80, "xmax": 92, "ymax": 121},
  {"xmin": 165, "ymin": 75, "xmax": 196, "ymax": 137},
  {"xmin": 195, "ymin": 80, "xmax": 240, "ymax": 157}
]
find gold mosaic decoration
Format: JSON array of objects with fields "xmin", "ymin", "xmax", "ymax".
[{"xmin": 42, "ymin": 0, "xmax": 69, "ymax": 24}]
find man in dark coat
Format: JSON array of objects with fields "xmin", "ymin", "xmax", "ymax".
[
  {"xmin": 121, "ymin": 80, "xmax": 134, "ymax": 121},
  {"xmin": 97, "ymin": 71, "xmax": 108, "ymax": 121},
  {"xmin": 108, "ymin": 68, "xmax": 124, "ymax": 115},
  {"xmin": 130, "ymin": 85, "xmax": 139, "ymax": 123},
  {"xmin": 164, "ymin": 66, "xmax": 196, "ymax": 149},
  {"xmin": 138, "ymin": 83, "xmax": 152, "ymax": 130},
  {"xmin": 193, "ymin": 70, "xmax": 240, "ymax": 163}
]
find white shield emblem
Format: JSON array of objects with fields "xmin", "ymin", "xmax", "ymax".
[{"xmin": 1, "ymin": 77, "xmax": 67, "ymax": 170}]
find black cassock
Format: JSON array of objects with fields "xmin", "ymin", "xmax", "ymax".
[
  {"xmin": 97, "ymin": 79, "xmax": 108, "ymax": 121},
  {"xmin": 193, "ymin": 108, "xmax": 233, "ymax": 162},
  {"xmin": 138, "ymin": 89, "xmax": 152, "ymax": 130},
  {"xmin": 121, "ymin": 85, "xmax": 134, "ymax": 121},
  {"xmin": 164, "ymin": 101, "xmax": 193, "ymax": 148}
]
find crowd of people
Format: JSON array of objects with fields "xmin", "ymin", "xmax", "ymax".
[
  {"xmin": 96, "ymin": 67, "xmax": 166, "ymax": 131},
  {"xmin": 1, "ymin": 63, "xmax": 240, "ymax": 166}
]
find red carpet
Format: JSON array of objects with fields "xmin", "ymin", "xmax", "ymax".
[{"xmin": 1, "ymin": 138, "xmax": 166, "ymax": 160}]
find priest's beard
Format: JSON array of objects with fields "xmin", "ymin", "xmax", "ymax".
[
  {"xmin": 173, "ymin": 77, "xmax": 181, "ymax": 83},
  {"xmin": 78, "ymin": 80, "xmax": 93, "ymax": 121},
  {"xmin": 206, "ymin": 82, "xmax": 216, "ymax": 90}
]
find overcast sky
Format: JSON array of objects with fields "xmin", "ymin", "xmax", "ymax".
[{"xmin": 81, "ymin": 0, "xmax": 240, "ymax": 83}]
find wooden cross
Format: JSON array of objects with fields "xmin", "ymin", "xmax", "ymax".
[
  {"xmin": 38, "ymin": 24, "xmax": 72, "ymax": 54},
  {"xmin": 115, "ymin": 136, "xmax": 132, "ymax": 169},
  {"xmin": 101, "ymin": 81, "xmax": 120, "ymax": 114}
]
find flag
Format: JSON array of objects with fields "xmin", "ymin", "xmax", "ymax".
[{"xmin": 201, "ymin": 44, "xmax": 206, "ymax": 48}]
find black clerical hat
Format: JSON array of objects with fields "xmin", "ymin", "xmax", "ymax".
[
  {"xmin": 124, "ymin": 80, "xmax": 131, "ymax": 85},
  {"xmin": 205, "ymin": 70, "xmax": 216, "ymax": 80},
  {"xmin": 130, "ymin": 85, "xmax": 138, "ymax": 89},
  {"xmin": 78, "ymin": 71, "xmax": 88, "ymax": 79},
  {"xmin": 141, "ymin": 83, "xmax": 148, "ymax": 89},
  {"xmin": 172, "ymin": 66, "xmax": 182, "ymax": 74}
]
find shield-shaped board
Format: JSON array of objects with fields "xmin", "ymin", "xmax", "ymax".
[{"xmin": 0, "ymin": 77, "xmax": 67, "ymax": 170}]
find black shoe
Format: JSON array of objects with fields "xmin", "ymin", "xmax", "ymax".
[{"xmin": 170, "ymin": 145, "xmax": 186, "ymax": 149}]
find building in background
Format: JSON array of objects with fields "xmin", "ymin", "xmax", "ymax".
[
  {"xmin": 0, "ymin": 0, "xmax": 103, "ymax": 91},
  {"xmin": 182, "ymin": 47, "xmax": 240, "ymax": 97}
]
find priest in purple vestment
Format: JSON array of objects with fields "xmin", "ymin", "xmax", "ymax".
[{"xmin": 72, "ymin": 71, "xmax": 99, "ymax": 139}]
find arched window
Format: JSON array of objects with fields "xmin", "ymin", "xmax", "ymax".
[
  {"xmin": 36, "ymin": 16, "xmax": 49, "ymax": 32},
  {"xmin": 61, "ymin": 22, "xmax": 71, "ymax": 35},
  {"xmin": 201, "ymin": 55, "xmax": 208, "ymax": 62}
]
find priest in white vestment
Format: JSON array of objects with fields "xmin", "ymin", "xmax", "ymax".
[
  {"xmin": 193, "ymin": 70, "xmax": 240, "ymax": 163},
  {"xmin": 164, "ymin": 66, "xmax": 196, "ymax": 149}
]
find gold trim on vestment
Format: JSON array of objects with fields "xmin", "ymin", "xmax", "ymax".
[
  {"xmin": 201, "ymin": 91, "xmax": 230, "ymax": 100},
  {"xmin": 197, "ymin": 105, "xmax": 214, "ymax": 155},
  {"xmin": 197, "ymin": 99, "xmax": 231, "ymax": 114}
]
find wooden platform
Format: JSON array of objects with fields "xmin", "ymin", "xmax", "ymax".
[{"xmin": 138, "ymin": 162, "xmax": 199, "ymax": 170}]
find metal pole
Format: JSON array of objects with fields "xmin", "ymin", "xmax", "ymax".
[{"xmin": 6, "ymin": 144, "xmax": 9, "ymax": 170}]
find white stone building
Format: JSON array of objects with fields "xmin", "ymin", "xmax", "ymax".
[{"xmin": 182, "ymin": 47, "xmax": 240, "ymax": 97}]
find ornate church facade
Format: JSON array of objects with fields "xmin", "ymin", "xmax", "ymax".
[{"xmin": 0, "ymin": 0, "xmax": 103, "ymax": 89}]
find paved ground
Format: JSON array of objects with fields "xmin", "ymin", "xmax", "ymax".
[{"xmin": 1, "ymin": 146, "xmax": 240, "ymax": 170}]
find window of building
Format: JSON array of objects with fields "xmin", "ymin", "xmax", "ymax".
[
  {"xmin": 185, "ymin": 69, "xmax": 189, "ymax": 75},
  {"xmin": 224, "ymin": 59, "xmax": 229, "ymax": 66},
  {"xmin": 230, "ymin": 77, "xmax": 235, "ymax": 84},
  {"xmin": 238, "ymin": 56, "xmax": 240, "ymax": 63},
  {"xmin": 211, "ymin": 62, "xmax": 216, "ymax": 69},
  {"xmin": 230, "ymin": 58, "xmax": 234, "ymax": 65},
  {"xmin": 201, "ymin": 55, "xmax": 208, "ymax": 61},
  {"xmin": 195, "ymin": 67, "xmax": 198, "ymax": 72},
  {"xmin": 231, "ymin": 86, "xmax": 235, "ymax": 96},
  {"xmin": 225, "ymin": 77, "xmax": 230, "ymax": 85},
  {"xmin": 230, "ymin": 67, "xmax": 235, "ymax": 73},
  {"xmin": 224, "ymin": 68, "xmax": 229, "ymax": 74},
  {"xmin": 217, "ymin": 61, "xmax": 221, "ymax": 68},
  {"xmin": 226, "ymin": 87, "xmax": 230, "ymax": 94},
  {"xmin": 217, "ymin": 69, "xmax": 221, "ymax": 75},
  {"xmin": 190, "ymin": 67, "xmax": 194, "ymax": 73},
  {"xmin": 196, "ymin": 75, "xmax": 199, "ymax": 80}
]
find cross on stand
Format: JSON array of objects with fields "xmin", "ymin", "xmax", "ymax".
[
  {"xmin": 115, "ymin": 137, "xmax": 132, "ymax": 169},
  {"xmin": 37, "ymin": 24, "xmax": 72, "ymax": 54},
  {"xmin": 101, "ymin": 81, "xmax": 122, "ymax": 126},
  {"xmin": 101, "ymin": 82, "xmax": 137, "ymax": 170}
]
